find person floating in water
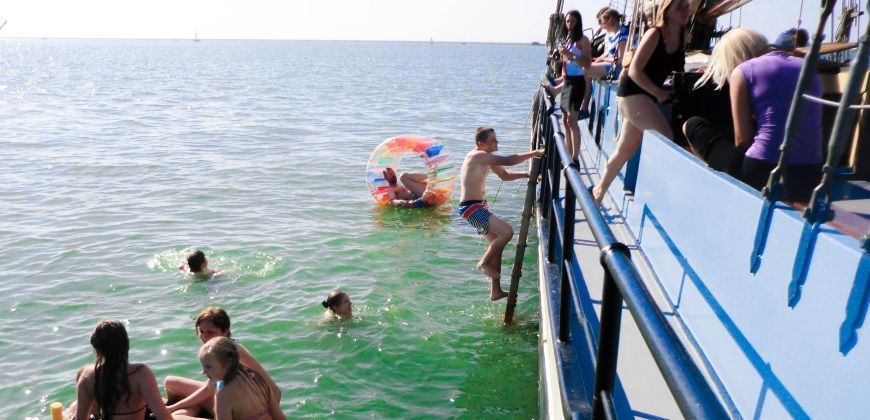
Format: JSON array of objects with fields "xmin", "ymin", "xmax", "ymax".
[
  {"xmin": 180, "ymin": 250, "xmax": 220, "ymax": 279},
  {"xmin": 322, "ymin": 289, "xmax": 353, "ymax": 321},
  {"xmin": 197, "ymin": 336, "xmax": 284, "ymax": 419},
  {"xmin": 458, "ymin": 127, "xmax": 543, "ymax": 301},
  {"xmin": 383, "ymin": 167, "xmax": 432, "ymax": 208}
]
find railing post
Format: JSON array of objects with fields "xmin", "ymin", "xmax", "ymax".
[
  {"xmin": 547, "ymin": 128, "xmax": 562, "ymax": 263},
  {"xmin": 559, "ymin": 170, "xmax": 576, "ymax": 342},
  {"xmin": 591, "ymin": 244, "xmax": 630, "ymax": 419},
  {"xmin": 540, "ymin": 103, "xmax": 553, "ymax": 218}
]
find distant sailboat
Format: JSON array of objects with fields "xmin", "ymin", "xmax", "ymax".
[
  {"xmin": 194, "ymin": 30, "xmax": 200, "ymax": 42},
  {"xmin": 430, "ymin": 37, "xmax": 434, "ymax": 44}
]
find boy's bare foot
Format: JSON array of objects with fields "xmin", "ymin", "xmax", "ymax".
[
  {"xmin": 489, "ymin": 276, "xmax": 508, "ymax": 301},
  {"xmin": 490, "ymin": 287, "xmax": 509, "ymax": 301},
  {"xmin": 476, "ymin": 261, "xmax": 499, "ymax": 278}
]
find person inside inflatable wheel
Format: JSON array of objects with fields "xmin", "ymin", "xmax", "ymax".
[{"xmin": 383, "ymin": 167, "xmax": 436, "ymax": 208}]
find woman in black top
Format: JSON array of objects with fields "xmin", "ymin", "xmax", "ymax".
[{"xmin": 592, "ymin": 0, "xmax": 691, "ymax": 205}]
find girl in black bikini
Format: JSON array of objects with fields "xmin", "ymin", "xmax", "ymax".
[
  {"xmin": 73, "ymin": 320, "xmax": 172, "ymax": 419},
  {"xmin": 592, "ymin": 0, "xmax": 692, "ymax": 205}
]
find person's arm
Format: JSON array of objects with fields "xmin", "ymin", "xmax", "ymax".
[
  {"xmin": 166, "ymin": 381, "xmax": 216, "ymax": 412},
  {"xmin": 729, "ymin": 68, "xmax": 755, "ymax": 150},
  {"xmin": 75, "ymin": 370, "xmax": 95, "ymax": 420},
  {"xmin": 137, "ymin": 365, "xmax": 173, "ymax": 420},
  {"xmin": 214, "ymin": 391, "xmax": 232, "ymax": 420},
  {"xmin": 627, "ymin": 28, "xmax": 672, "ymax": 103},
  {"xmin": 477, "ymin": 148, "xmax": 544, "ymax": 167},
  {"xmin": 491, "ymin": 165, "xmax": 529, "ymax": 181},
  {"xmin": 541, "ymin": 78, "xmax": 566, "ymax": 95},
  {"xmin": 614, "ymin": 39, "xmax": 627, "ymax": 64},
  {"xmin": 577, "ymin": 37, "xmax": 593, "ymax": 69}
]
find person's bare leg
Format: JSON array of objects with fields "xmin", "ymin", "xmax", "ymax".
[
  {"xmin": 593, "ymin": 95, "xmax": 671, "ymax": 205},
  {"xmin": 165, "ymin": 376, "xmax": 211, "ymax": 415},
  {"xmin": 399, "ymin": 172, "xmax": 429, "ymax": 197},
  {"xmin": 567, "ymin": 109, "xmax": 582, "ymax": 161},
  {"xmin": 476, "ymin": 215, "xmax": 513, "ymax": 300},
  {"xmin": 582, "ymin": 64, "xmax": 608, "ymax": 112}
]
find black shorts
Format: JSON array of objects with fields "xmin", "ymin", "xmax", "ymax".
[
  {"xmin": 684, "ymin": 116, "xmax": 742, "ymax": 176},
  {"xmin": 560, "ymin": 75, "xmax": 586, "ymax": 113}
]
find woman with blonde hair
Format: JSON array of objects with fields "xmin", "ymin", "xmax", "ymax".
[
  {"xmin": 683, "ymin": 28, "xmax": 823, "ymax": 202},
  {"xmin": 592, "ymin": 0, "xmax": 692, "ymax": 205}
]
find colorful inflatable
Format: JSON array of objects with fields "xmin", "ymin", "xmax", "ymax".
[{"xmin": 366, "ymin": 136, "xmax": 456, "ymax": 206}]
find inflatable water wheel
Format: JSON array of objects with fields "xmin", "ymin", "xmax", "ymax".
[{"xmin": 366, "ymin": 136, "xmax": 456, "ymax": 206}]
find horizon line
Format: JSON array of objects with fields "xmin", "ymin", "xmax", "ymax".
[{"xmin": 0, "ymin": 35, "xmax": 548, "ymax": 46}]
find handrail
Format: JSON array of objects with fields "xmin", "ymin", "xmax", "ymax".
[{"xmin": 535, "ymin": 84, "xmax": 730, "ymax": 419}]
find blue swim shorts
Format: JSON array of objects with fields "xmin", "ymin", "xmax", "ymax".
[{"xmin": 457, "ymin": 200, "xmax": 491, "ymax": 235}]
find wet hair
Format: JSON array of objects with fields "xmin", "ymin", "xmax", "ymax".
[
  {"xmin": 321, "ymin": 289, "xmax": 347, "ymax": 310},
  {"xmin": 187, "ymin": 250, "xmax": 207, "ymax": 273},
  {"xmin": 474, "ymin": 127, "xmax": 495, "ymax": 145},
  {"xmin": 90, "ymin": 320, "xmax": 131, "ymax": 419},
  {"xmin": 383, "ymin": 167, "xmax": 398, "ymax": 186},
  {"xmin": 694, "ymin": 28, "xmax": 769, "ymax": 90},
  {"xmin": 596, "ymin": 7, "xmax": 622, "ymax": 25},
  {"xmin": 199, "ymin": 336, "xmax": 241, "ymax": 384},
  {"xmin": 195, "ymin": 306, "xmax": 232, "ymax": 338},
  {"xmin": 199, "ymin": 337, "xmax": 272, "ymax": 405},
  {"xmin": 565, "ymin": 10, "xmax": 584, "ymax": 44}
]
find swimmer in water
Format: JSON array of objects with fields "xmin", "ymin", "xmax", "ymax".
[
  {"xmin": 179, "ymin": 250, "xmax": 221, "ymax": 279},
  {"xmin": 322, "ymin": 289, "xmax": 352, "ymax": 321}
]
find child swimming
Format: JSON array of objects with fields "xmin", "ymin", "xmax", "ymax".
[
  {"xmin": 179, "ymin": 250, "xmax": 221, "ymax": 279},
  {"xmin": 321, "ymin": 289, "xmax": 353, "ymax": 321}
]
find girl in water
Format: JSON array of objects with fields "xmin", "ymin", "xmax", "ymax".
[
  {"xmin": 73, "ymin": 320, "xmax": 172, "ymax": 419},
  {"xmin": 165, "ymin": 307, "xmax": 283, "ymax": 418},
  {"xmin": 322, "ymin": 289, "xmax": 352, "ymax": 321},
  {"xmin": 198, "ymin": 337, "xmax": 283, "ymax": 419}
]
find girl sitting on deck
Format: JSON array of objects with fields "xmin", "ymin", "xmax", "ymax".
[
  {"xmin": 580, "ymin": 8, "xmax": 629, "ymax": 113},
  {"xmin": 592, "ymin": 0, "xmax": 692, "ymax": 205},
  {"xmin": 165, "ymin": 306, "xmax": 283, "ymax": 418},
  {"xmin": 72, "ymin": 320, "xmax": 172, "ymax": 420},
  {"xmin": 195, "ymin": 336, "xmax": 283, "ymax": 420},
  {"xmin": 682, "ymin": 28, "xmax": 823, "ymax": 203}
]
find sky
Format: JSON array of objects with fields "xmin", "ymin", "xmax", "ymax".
[{"xmin": 0, "ymin": 0, "xmax": 858, "ymax": 44}]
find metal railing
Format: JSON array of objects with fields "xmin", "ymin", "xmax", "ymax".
[{"xmin": 533, "ymin": 86, "xmax": 731, "ymax": 419}]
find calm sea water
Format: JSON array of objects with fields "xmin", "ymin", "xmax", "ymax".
[{"xmin": 0, "ymin": 39, "xmax": 546, "ymax": 417}]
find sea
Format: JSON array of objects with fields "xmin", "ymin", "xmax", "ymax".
[{"xmin": 0, "ymin": 38, "xmax": 546, "ymax": 417}]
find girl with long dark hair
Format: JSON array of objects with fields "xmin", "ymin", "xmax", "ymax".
[
  {"xmin": 543, "ymin": 10, "xmax": 592, "ymax": 162},
  {"xmin": 74, "ymin": 320, "xmax": 171, "ymax": 419}
]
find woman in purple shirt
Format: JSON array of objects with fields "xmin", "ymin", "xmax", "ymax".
[{"xmin": 684, "ymin": 28, "xmax": 823, "ymax": 202}]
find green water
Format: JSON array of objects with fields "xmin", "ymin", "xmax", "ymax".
[{"xmin": 0, "ymin": 39, "xmax": 545, "ymax": 417}]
